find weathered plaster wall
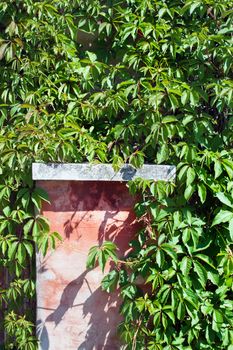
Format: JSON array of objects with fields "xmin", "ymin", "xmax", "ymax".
[
  {"xmin": 0, "ymin": 267, "xmax": 5, "ymax": 345},
  {"xmin": 36, "ymin": 180, "xmax": 138, "ymax": 350}
]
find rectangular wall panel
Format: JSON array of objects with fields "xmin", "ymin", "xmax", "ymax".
[{"xmin": 36, "ymin": 180, "xmax": 138, "ymax": 350}]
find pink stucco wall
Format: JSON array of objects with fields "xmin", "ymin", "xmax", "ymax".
[
  {"xmin": 0, "ymin": 267, "xmax": 5, "ymax": 345},
  {"xmin": 36, "ymin": 181, "xmax": 138, "ymax": 350}
]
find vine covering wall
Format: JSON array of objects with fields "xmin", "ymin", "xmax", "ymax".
[{"xmin": 0, "ymin": 0, "xmax": 232, "ymax": 349}]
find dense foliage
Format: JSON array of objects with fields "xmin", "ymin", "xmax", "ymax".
[{"xmin": 0, "ymin": 0, "xmax": 232, "ymax": 349}]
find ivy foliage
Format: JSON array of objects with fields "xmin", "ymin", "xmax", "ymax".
[{"xmin": 0, "ymin": 0, "xmax": 233, "ymax": 349}]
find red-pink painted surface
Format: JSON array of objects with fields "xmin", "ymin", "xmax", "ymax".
[
  {"xmin": 0, "ymin": 267, "xmax": 5, "ymax": 345},
  {"xmin": 37, "ymin": 181, "xmax": 138, "ymax": 350}
]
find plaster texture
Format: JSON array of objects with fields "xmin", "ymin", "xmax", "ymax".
[
  {"xmin": 32, "ymin": 163, "xmax": 176, "ymax": 182},
  {"xmin": 36, "ymin": 181, "xmax": 139, "ymax": 350},
  {"xmin": 0, "ymin": 268, "xmax": 5, "ymax": 345}
]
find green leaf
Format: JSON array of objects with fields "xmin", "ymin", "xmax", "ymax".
[
  {"xmin": 180, "ymin": 256, "xmax": 192, "ymax": 276},
  {"xmin": 136, "ymin": 297, "xmax": 147, "ymax": 313},
  {"xmin": 34, "ymin": 188, "xmax": 50, "ymax": 204},
  {"xmin": 189, "ymin": 1, "xmax": 201, "ymax": 14},
  {"xmin": 169, "ymin": 94, "xmax": 179, "ymax": 111},
  {"xmin": 162, "ymin": 313, "xmax": 168, "ymax": 329},
  {"xmin": 8, "ymin": 241, "xmax": 18, "ymax": 260},
  {"xmin": 181, "ymin": 90, "xmax": 189, "ymax": 105},
  {"xmin": 21, "ymin": 192, "xmax": 30, "ymax": 210},
  {"xmin": 177, "ymin": 301, "xmax": 185, "ymax": 320},
  {"xmin": 87, "ymin": 242, "xmax": 117, "ymax": 272},
  {"xmin": 17, "ymin": 243, "xmax": 26, "ymax": 264},
  {"xmin": 40, "ymin": 237, "xmax": 49, "ymax": 257},
  {"xmin": 229, "ymin": 219, "xmax": 233, "ymax": 240},
  {"xmin": 214, "ymin": 160, "xmax": 222, "ymax": 179},
  {"xmin": 157, "ymin": 144, "xmax": 169, "ymax": 164},
  {"xmin": 182, "ymin": 228, "xmax": 191, "ymax": 244},
  {"xmin": 23, "ymin": 242, "xmax": 34, "ymax": 257},
  {"xmin": 207, "ymin": 271, "xmax": 219, "ymax": 285},
  {"xmin": 51, "ymin": 231, "xmax": 62, "ymax": 241},
  {"xmin": 86, "ymin": 245, "xmax": 99, "ymax": 269},
  {"xmin": 3, "ymin": 206, "xmax": 11, "ymax": 217},
  {"xmin": 129, "ymin": 151, "xmax": 144, "ymax": 168},
  {"xmin": 193, "ymin": 260, "xmax": 207, "ymax": 288},
  {"xmin": 31, "ymin": 193, "xmax": 42, "ymax": 211},
  {"xmin": 166, "ymin": 310, "xmax": 175, "ymax": 324},
  {"xmin": 212, "ymin": 309, "xmax": 223, "ymax": 332},
  {"xmin": 216, "ymin": 192, "xmax": 233, "ymax": 208},
  {"xmin": 212, "ymin": 210, "xmax": 233, "ymax": 226},
  {"xmin": 102, "ymin": 241, "xmax": 117, "ymax": 251},
  {"xmin": 186, "ymin": 167, "xmax": 196, "ymax": 186},
  {"xmin": 183, "ymin": 289, "xmax": 199, "ymax": 309},
  {"xmin": 197, "ymin": 183, "xmax": 207, "ymax": 203},
  {"xmin": 0, "ymin": 42, "xmax": 9, "ymax": 60},
  {"xmin": 195, "ymin": 254, "xmax": 215, "ymax": 269},
  {"xmin": 161, "ymin": 243, "xmax": 177, "ymax": 260},
  {"xmin": 162, "ymin": 116, "xmax": 178, "ymax": 124},
  {"xmin": 222, "ymin": 159, "xmax": 233, "ymax": 179},
  {"xmin": 205, "ymin": 324, "xmax": 215, "ymax": 344},
  {"xmin": 156, "ymin": 249, "xmax": 164, "ymax": 268},
  {"xmin": 32, "ymin": 221, "xmax": 40, "ymax": 236},
  {"xmin": 190, "ymin": 90, "xmax": 199, "ymax": 106},
  {"xmin": 101, "ymin": 270, "xmax": 119, "ymax": 292},
  {"xmin": 184, "ymin": 185, "xmax": 195, "ymax": 200},
  {"xmin": 121, "ymin": 284, "xmax": 137, "ymax": 300}
]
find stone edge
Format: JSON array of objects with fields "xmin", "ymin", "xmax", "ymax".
[{"xmin": 32, "ymin": 163, "xmax": 176, "ymax": 182}]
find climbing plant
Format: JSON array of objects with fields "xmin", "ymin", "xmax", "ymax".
[{"xmin": 0, "ymin": 0, "xmax": 232, "ymax": 349}]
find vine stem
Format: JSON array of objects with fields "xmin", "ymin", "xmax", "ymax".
[{"xmin": 132, "ymin": 315, "xmax": 143, "ymax": 350}]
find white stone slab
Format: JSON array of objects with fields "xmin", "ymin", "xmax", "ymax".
[{"xmin": 32, "ymin": 163, "xmax": 176, "ymax": 182}]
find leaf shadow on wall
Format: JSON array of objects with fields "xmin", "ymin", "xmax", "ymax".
[
  {"xmin": 63, "ymin": 181, "xmax": 138, "ymax": 249},
  {"xmin": 37, "ymin": 319, "xmax": 49, "ymax": 350},
  {"xmin": 46, "ymin": 270, "xmax": 89, "ymax": 326},
  {"xmin": 42, "ymin": 269, "xmax": 122, "ymax": 350},
  {"xmin": 77, "ymin": 287, "xmax": 122, "ymax": 350},
  {"xmin": 39, "ymin": 181, "xmax": 139, "ymax": 349}
]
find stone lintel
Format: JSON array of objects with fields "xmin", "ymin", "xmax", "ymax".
[{"xmin": 32, "ymin": 163, "xmax": 176, "ymax": 182}]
